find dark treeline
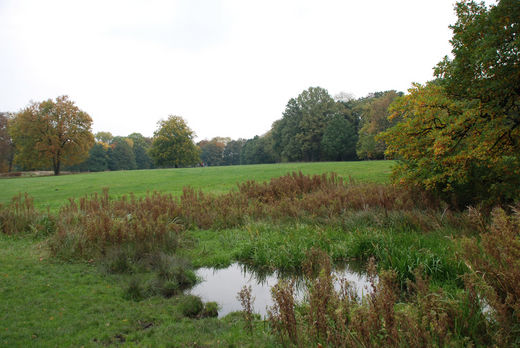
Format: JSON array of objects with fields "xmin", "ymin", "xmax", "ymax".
[
  {"xmin": 197, "ymin": 88, "xmax": 402, "ymax": 167},
  {"xmin": 67, "ymin": 132, "xmax": 155, "ymax": 172}
]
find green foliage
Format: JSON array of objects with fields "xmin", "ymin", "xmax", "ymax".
[
  {"xmin": 128, "ymin": 133, "xmax": 153, "ymax": 170},
  {"xmin": 222, "ymin": 139, "xmax": 245, "ymax": 165},
  {"xmin": 321, "ymin": 113, "xmax": 357, "ymax": 161},
  {"xmin": 149, "ymin": 115, "xmax": 200, "ymax": 168},
  {"xmin": 272, "ymin": 87, "xmax": 353, "ymax": 162},
  {"xmin": 179, "ymin": 295, "xmax": 204, "ymax": 318},
  {"xmin": 84, "ymin": 143, "xmax": 109, "ymax": 172},
  {"xmin": 240, "ymin": 134, "xmax": 277, "ymax": 165},
  {"xmin": 108, "ymin": 137, "xmax": 136, "ymax": 171},
  {"xmin": 202, "ymin": 301, "xmax": 220, "ymax": 318}
]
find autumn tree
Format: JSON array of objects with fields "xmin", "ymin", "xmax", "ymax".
[
  {"xmin": 380, "ymin": 0, "xmax": 520, "ymax": 207},
  {"xmin": 356, "ymin": 91, "xmax": 402, "ymax": 160},
  {"xmin": 9, "ymin": 96, "xmax": 94, "ymax": 175},
  {"xmin": 95, "ymin": 131, "xmax": 113, "ymax": 144},
  {"xmin": 198, "ymin": 137, "xmax": 229, "ymax": 166},
  {"xmin": 149, "ymin": 115, "xmax": 200, "ymax": 168}
]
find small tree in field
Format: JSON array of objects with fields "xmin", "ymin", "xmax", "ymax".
[
  {"xmin": 9, "ymin": 96, "xmax": 94, "ymax": 175},
  {"xmin": 149, "ymin": 115, "xmax": 200, "ymax": 168}
]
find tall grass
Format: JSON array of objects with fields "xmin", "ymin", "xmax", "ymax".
[
  {"xmin": 463, "ymin": 204, "xmax": 520, "ymax": 346},
  {"xmin": 267, "ymin": 250, "xmax": 490, "ymax": 347},
  {"xmin": 0, "ymin": 193, "xmax": 54, "ymax": 236},
  {"xmin": 48, "ymin": 188, "xmax": 184, "ymax": 261}
]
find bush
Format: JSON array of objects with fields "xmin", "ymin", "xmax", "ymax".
[
  {"xmin": 202, "ymin": 302, "xmax": 219, "ymax": 318},
  {"xmin": 179, "ymin": 295, "xmax": 204, "ymax": 318}
]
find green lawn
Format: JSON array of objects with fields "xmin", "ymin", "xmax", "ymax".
[
  {"xmin": 0, "ymin": 161, "xmax": 394, "ymax": 210},
  {"xmin": 0, "ymin": 235, "xmax": 275, "ymax": 347}
]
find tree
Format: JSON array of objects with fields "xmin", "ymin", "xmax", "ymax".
[
  {"xmin": 149, "ymin": 115, "xmax": 200, "ymax": 168},
  {"xmin": 223, "ymin": 139, "xmax": 246, "ymax": 165},
  {"xmin": 198, "ymin": 137, "xmax": 229, "ymax": 166},
  {"xmin": 356, "ymin": 91, "xmax": 402, "ymax": 160},
  {"xmin": 321, "ymin": 113, "xmax": 357, "ymax": 161},
  {"xmin": 85, "ymin": 143, "xmax": 109, "ymax": 172},
  {"xmin": 381, "ymin": 0, "xmax": 520, "ymax": 207},
  {"xmin": 9, "ymin": 96, "xmax": 94, "ymax": 175},
  {"xmin": 128, "ymin": 133, "xmax": 153, "ymax": 169},
  {"xmin": 241, "ymin": 134, "xmax": 276, "ymax": 165},
  {"xmin": 0, "ymin": 112, "xmax": 15, "ymax": 172},
  {"xmin": 272, "ymin": 87, "xmax": 341, "ymax": 162},
  {"xmin": 108, "ymin": 137, "xmax": 136, "ymax": 171},
  {"xmin": 95, "ymin": 131, "xmax": 113, "ymax": 144},
  {"xmin": 272, "ymin": 98, "xmax": 304, "ymax": 162}
]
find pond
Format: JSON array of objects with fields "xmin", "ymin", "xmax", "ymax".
[{"xmin": 189, "ymin": 262, "xmax": 372, "ymax": 318}]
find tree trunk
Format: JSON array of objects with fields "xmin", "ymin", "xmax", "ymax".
[{"xmin": 54, "ymin": 158, "xmax": 61, "ymax": 175}]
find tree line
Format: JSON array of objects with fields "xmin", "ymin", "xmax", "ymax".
[
  {"xmin": 0, "ymin": 88, "xmax": 403, "ymax": 174},
  {"xmin": 197, "ymin": 88, "xmax": 403, "ymax": 167}
]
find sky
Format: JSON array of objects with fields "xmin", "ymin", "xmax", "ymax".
[{"xmin": 0, "ymin": 0, "xmax": 483, "ymax": 141}]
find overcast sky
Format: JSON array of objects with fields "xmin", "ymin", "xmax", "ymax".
[{"xmin": 0, "ymin": 1, "xmax": 479, "ymax": 141}]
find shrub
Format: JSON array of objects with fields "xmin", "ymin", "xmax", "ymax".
[
  {"xmin": 179, "ymin": 295, "xmax": 204, "ymax": 318},
  {"xmin": 202, "ymin": 302, "xmax": 219, "ymax": 318}
]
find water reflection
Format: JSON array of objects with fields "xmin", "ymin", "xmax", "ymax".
[{"xmin": 189, "ymin": 262, "xmax": 372, "ymax": 318}]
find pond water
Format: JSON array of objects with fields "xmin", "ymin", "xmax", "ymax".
[{"xmin": 189, "ymin": 262, "xmax": 372, "ymax": 318}]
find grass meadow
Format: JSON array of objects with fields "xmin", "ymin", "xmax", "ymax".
[
  {"xmin": 0, "ymin": 161, "xmax": 393, "ymax": 210},
  {"xmin": 1, "ymin": 160, "xmax": 518, "ymax": 347}
]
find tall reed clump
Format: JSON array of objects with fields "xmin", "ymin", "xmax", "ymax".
[
  {"xmin": 48, "ymin": 188, "xmax": 185, "ymax": 261},
  {"xmin": 0, "ymin": 193, "xmax": 54, "ymax": 236},
  {"xmin": 463, "ymin": 204, "xmax": 520, "ymax": 346},
  {"xmin": 237, "ymin": 172, "xmax": 438, "ymax": 220},
  {"xmin": 268, "ymin": 249, "xmax": 491, "ymax": 347}
]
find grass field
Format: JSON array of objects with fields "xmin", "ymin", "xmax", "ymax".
[
  {"xmin": 2, "ymin": 161, "xmax": 513, "ymax": 346},
  {"xmin": 0, "ymin": 161, "xmax": 394, "ymax": 210}
]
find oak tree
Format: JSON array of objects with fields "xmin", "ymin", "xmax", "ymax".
[
  {"xmin": 9, "ymin": 96, "xmax": 94, "ymax": 175},
  {"xmin": 381, "ymin": 0, "xmax": 519, "ymax": 207}
]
